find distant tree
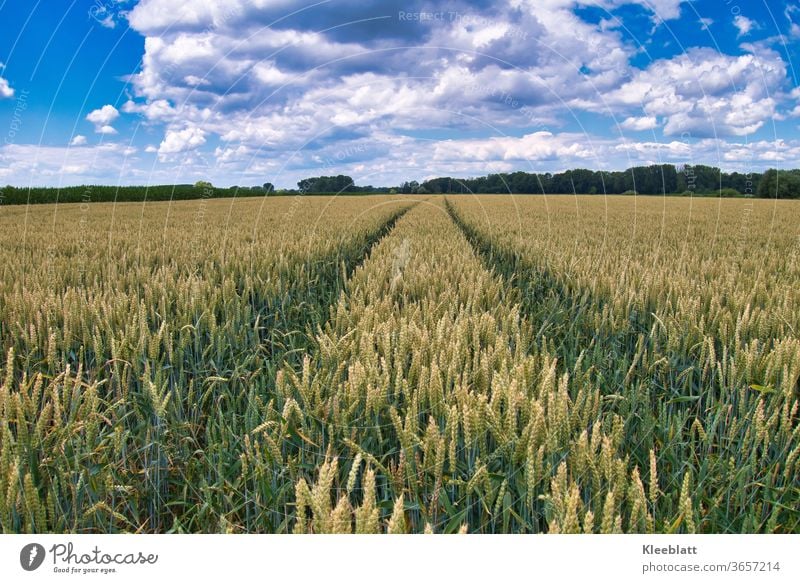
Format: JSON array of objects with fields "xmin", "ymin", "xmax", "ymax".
[
  {"xmin": 692, "ymin": 165, "xmax": 723, "ymax": 193},
  {"xmin": 262, "ymin": 182, "xmax": 274, "ymax": 194},
  {"xmin": 757, "ymin": 169, "xmax": 800, "ymax": 199},
  {"xmin": 297, "ymin": 178, "xmax": 316, "ymax": 193},
  {"xmin": 399, "ymin": 181, "xmax": 419, "ymax": 194},
  {"xmin": 421, "ymin": 177, "xmax": 453, "ymax": 193},
  {"xmin": 627, "ymin": 165, "xmax": 676, "ymax": 195},
  {"xmin": 194, "ymin": 180, "xmax": 213, "ymax": 189},
  {"xmin": 297, "ymin": 175, "xmax": 355, "ymax": 193},
  {"xmin": 723, "ymin": 171, "xmax": 759, "ymax": 195}
]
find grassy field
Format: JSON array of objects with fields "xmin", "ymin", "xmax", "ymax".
[{"xmin": 0, "ymin": 194, "xmax": 797, "ymax": 533}]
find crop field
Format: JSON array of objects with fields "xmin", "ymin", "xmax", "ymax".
[{"xmin": 0, "ymin": 194, "xmax": 798, "ymax": 534}]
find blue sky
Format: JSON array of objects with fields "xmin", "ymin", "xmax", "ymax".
[{"xmin": 1, "ymin": 0, "xmax": 800, "ymax": 188}]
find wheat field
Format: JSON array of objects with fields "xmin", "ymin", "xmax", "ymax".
[{"xmin": 0, "ymin": 194, "xmax": 797, "ymax": 533}]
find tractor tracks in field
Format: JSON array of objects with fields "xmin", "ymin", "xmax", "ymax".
[
  {"xmin": 443, "ymin": 197, "xmax": 693, "ymax": 389},
  {"xmin": 258, "ymin": 200, "xmax": 418, "ymax": 367}
]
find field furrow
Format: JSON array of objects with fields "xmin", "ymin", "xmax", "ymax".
[{"xmin": 245, "ymin": 200, "xmax": 653, "ymax": 533}]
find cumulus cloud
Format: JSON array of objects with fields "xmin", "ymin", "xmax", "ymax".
[
  {"xmin": 61, "ymin": 164, "xmax": 90, "ymax": 174},
  {"xmin": 121, "ymin": 0, "xmax": 785, "ymax": 161},
  {"xmin": 2, "ymin": 130, "xmax": 796, "ymax": 187},
  {"xmin": 733, "ymin": 15, "xmax": 756, "ymax": 38},
  {"xmin": 0, "ymin": 77, "xmax": 13, "ymax": 99},
  {"xmin": 590, "ymin": 0, "xmax": 684, "ymax": 21},
  {"xmin": 615, "ymin": 140, "xmax": 691, "ymax": 158},
  {"xmin": 157, "ymin": 126, "xmax": 207, "ymax": 159},
  {"xmin": 596, "ymin": 47, "xmax": 787, "ymax": 137},
  {"xmin": 70, "ymin": 135, "xmax": 87, "ymax": 146},
  {"xmin": 122, "ymin": 0, "xmax": 643, "ymax": 157},
  {"xmin": 0, "ymin": 142, "xmax": 139, "ymax": 183},
  {"xmin": 86, "ymin": 104, "xmax": 120, "ymax": 134},
  {"xmin": 786, "ymin": 5, "xmax": 800, "ymax": 38},
  {"xmin": 122, "ymin": 98, "xmax": 176, "ymax": 121},
  {"xmin": 0, "ymin": 62, "xmax": 13, "ymax": 99},
  {"xmin": 432, "ymin": 131, "xmax": 601, "ymax": 163},
  {"xmin": 621, "ymin": 116, "xmax": 659, "ymax": 131}
]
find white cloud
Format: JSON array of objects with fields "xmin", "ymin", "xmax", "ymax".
[
  {"xmin": 86, "ymin": 104, "xmax": 120, "ymax": 133},
  {"xmin": 158, "ymin": 126, "xmax": 207, "ymax": 159},
  {"xmin": 122, "ymin": 98, "xmax": 176, "ymax": 121},
  {"xmin": 251, "ymin": 62, "xmax": 293, "ymax": 86},
  {"xmin": 0, "ymin": 77, "xmax": 13, "ymax": 99},
  {"xmin": 183, "ymin": 75, "xmax": 211, "ymax": 87},
  {"xmin": 597, "ymin": 47, "xmax": 787, "ymax": 137},
  {"xmin": 733, "ymin": 15, "xmax": 756, "ymax": 37},
  {"xmin": 122, "ymin": 0, "xmax": 643, "ymax": 158},
  {"xmin": 786, "ymin": 5, "xmax": 800, "ymax": 38},
  {"xmin": 432, "ymin": 131, "xmax": 600, "ymax": 163},
  {"xmin": 0, "ymin": 142, "xmax": 140, "ymax": 183},
  {"xmin": 615, "ymin": 140, "xmax": 691, "ymax": 157},
  {"xmin": 214, "ymin": 144, "xmax": 251, "ymax": 163},
  {"xmin": 70, "ymin": 135, "xmax": 87, "ymax": 146},
  {"xmin": 121, "ymin": 0, "xmax": 764, "ymax": 170},
  {"xmin": 699, "ymin": 18, "xmax": 713, "ymax": 31},
  {"xmin": 61, "ymin": 164, "xmax": 89, "ymax": 174},
  {"xmin": 3, "ymin": 131, "xmax": 800, "ymax": 188},
  {"xmin": 621, "ymin": 116, "xmax": 659, "ymax": 131},
  {"xmin": 86, "ymin": 104, "xmax": 119, "ymax": 125},
  {"xmin": 0, "ymin": 63, "xmax": 13, "ymax": 99},
  {"xmin": 787, "ymin": 87, "xmax": 800, "ymax": 118},
  {"xmin": 127, "ymin": 0, "xmax": 233, "ymax": 32},
  {"xmin": 590, "ymin": 0, "xmax": 684, "ymax": 21}
]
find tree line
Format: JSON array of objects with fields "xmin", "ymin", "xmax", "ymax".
[
  {"xmin": 295, "ymin": 175, "xmax": 391, "ymax": 194},
  {"xmin": 284, "ymin": 167, "xmax": 796, "ymax": 198},
  {"xmin": 0, "ymin": 183, "xmax": 262, "ymax": 205},
  {"xmin": 408, "ymin": 165, "xmax": 771, "ymax": 196},
  {"xmin": 2, "ymin": 166, "xmax": 799, "ymax": 205}
]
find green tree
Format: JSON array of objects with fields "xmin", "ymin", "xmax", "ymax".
[
  {"xmin": 297, "ymin": 175, "xmax": 355, "ymax": 193},
  {"xmin": 757, "ymin": 169, "xmax": 800, "ymax": 199}
]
